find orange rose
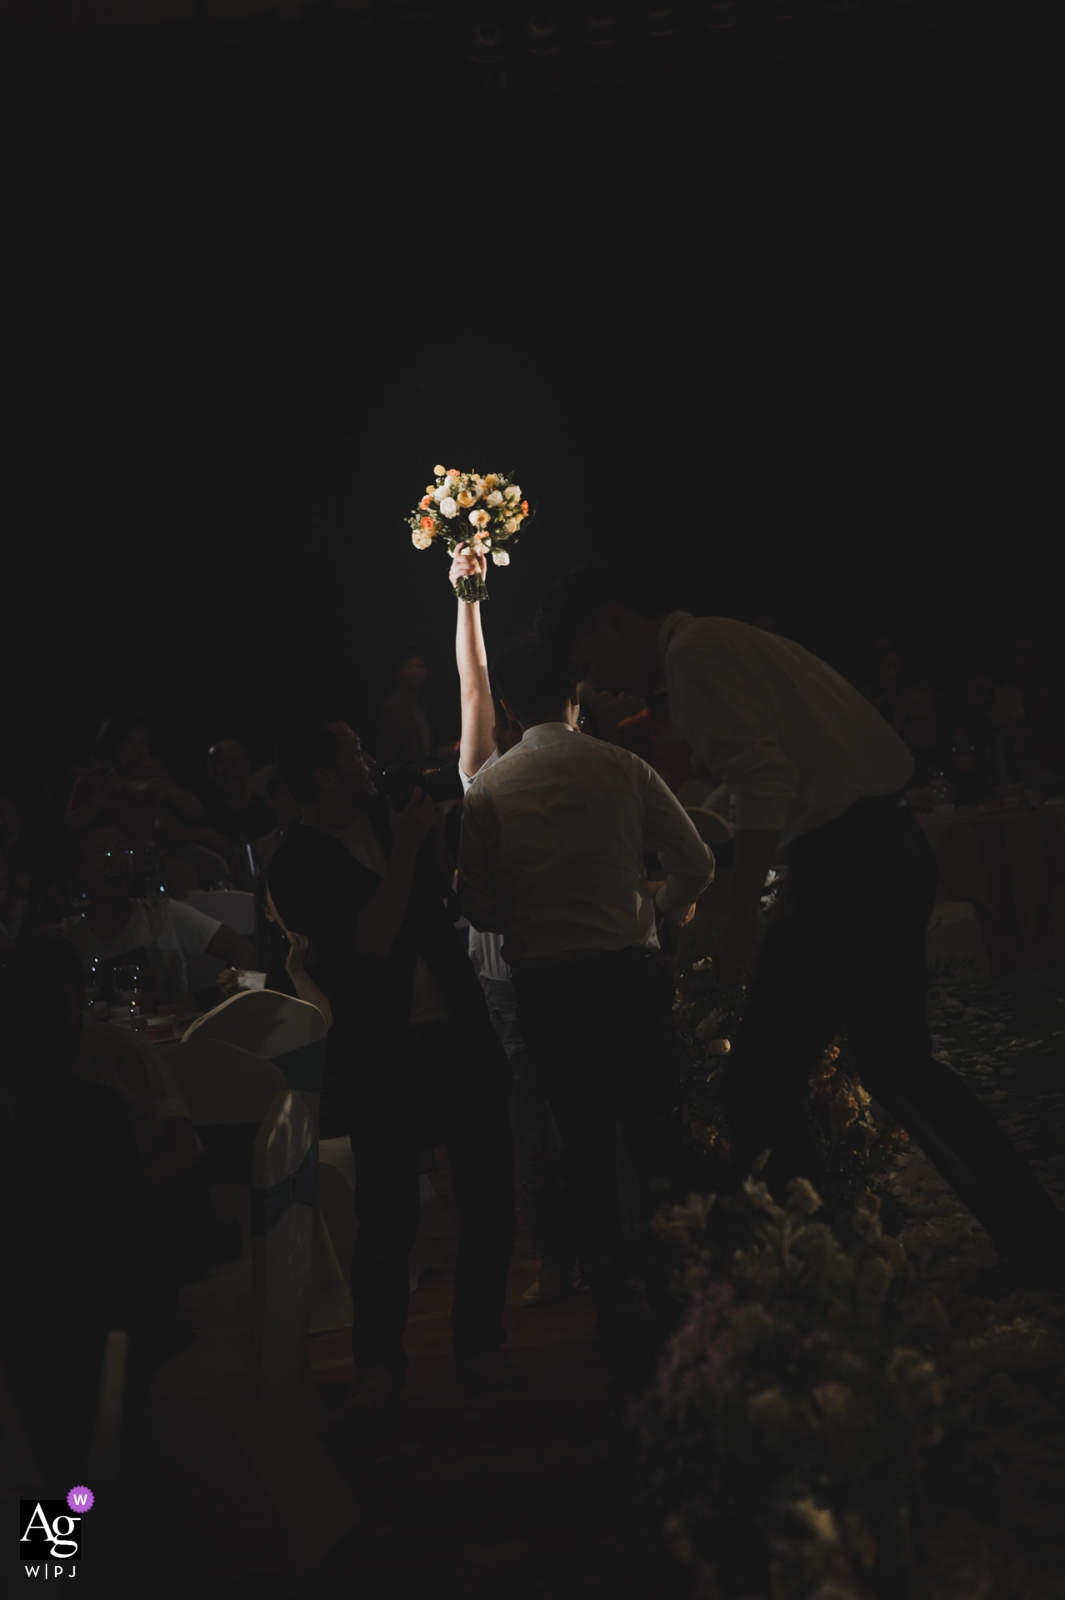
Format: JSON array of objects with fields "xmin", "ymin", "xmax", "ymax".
[
  {"xmin": 420, "ymin": 516, "xmax": 435, "ymax": 531},
  {"xmin": 419, "ymin": 496, "xmax": 432, "ymax": 510},
  {"xmin": 448, "ymin": 467, "xmax": 461, "ymax": 477}
]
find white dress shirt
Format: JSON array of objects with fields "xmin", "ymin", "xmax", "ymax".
[
  {"xmin": 458, "ymin": 722, "xmax": 714, "ymax": 966},
  {"xmin": 657, "ymin": 612, "xmax": 916, "ymax": 850}
]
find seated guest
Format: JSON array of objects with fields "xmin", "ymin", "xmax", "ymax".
[
  {"xmin": 457, "ymin": 633, "xmax": 714, "ymax": 1363},
  {"xmin": 70, "ymin": 956, "xmax": 225, "ymax": 1283},
  {"xmin": 253, "ymin": 767, "xmax": 303, "ymax": 872},
  {"xmin": 894, "ymin": 665, "xmax": 949, "ymax": 788},
  {"xmin": 66, "ymin": 711, "xmax": 204, "ymax": 855},
  {"xmin": 0, "ymin": 933, "xmax": 189, "ymax": 1487},
  {"xmin": 375, "ymin": 649, "xmax": 434, "ymax": 769},
  {"xmin": 61, "ymin": 825, "xmax": 255, "ymax": 1008},
  {"xmin": 868, "ymin": 647, "xmax": 907, "ymax": 729},
  {"xmin": 196, "ymin": 739, "xmax": 278, "ymax": 857},
  {"xmin": 0, "ymin": 789, "xmax": 66, "ymax": 944},
  {"xmin": 268, "ymin": 713, "xmax": 516, "ymax": 1415}
]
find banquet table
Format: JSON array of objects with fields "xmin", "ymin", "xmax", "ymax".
[{"xmin": 918, "ymin": 800, "xmax": 1065, "ymax": 973}]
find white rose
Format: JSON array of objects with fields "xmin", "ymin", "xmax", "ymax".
[
  {"xmin": 469, "ymin": 508, "xmax": 490, "ymax": 528},
  {"xmin": 433, "ymin": 464, "xmax": 446, "ymax": 476},
  {"xmin": 491, "ymin": 549, "xmax": 510, "ymax": 566},
  {"xmin": 411, "ymin": 529, "xmax": 434, "ymax": 550},
  {"xmin": 486, "ymin": 489, "xmax": 503, "ymax": 506},
  {"xmin": 503, "ymin": 485, "xmax": 521, "ymax": 502},
  {"xmin": 433, "ymin": 485, "xmax": 447, "ymax": 502},
  {"xmin": 503, "ymin": 516, "xmax": 519, "ymax": 534},
  {"xmin": 440, "ymin": 497, "xmax": 458, "ymax": 518}
]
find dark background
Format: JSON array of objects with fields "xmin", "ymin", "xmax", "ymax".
[{"xmin": 8, "ymin": 0, "xmax": 1062, "ymax": 813}]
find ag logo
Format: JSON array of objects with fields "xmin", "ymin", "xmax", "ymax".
[{"xmin": 19, "ymin": 1501, "xmax": 82, "ymax": 1576}]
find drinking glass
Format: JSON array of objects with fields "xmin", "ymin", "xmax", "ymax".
[{"xmin": 114, "ymin": 964, "xmax": 143, "ymax": 1016}]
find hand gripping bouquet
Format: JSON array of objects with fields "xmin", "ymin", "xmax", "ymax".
[{"xmin": 406, "ymin": 465, "xmax": 532, "ymax": 603}]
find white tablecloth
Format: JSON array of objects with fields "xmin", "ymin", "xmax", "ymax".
[{"xmin": 919, "ymin": 803, "xmax": 1065, "ymax": 970}]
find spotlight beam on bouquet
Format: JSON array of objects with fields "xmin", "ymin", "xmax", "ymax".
[{"xmin": 406, "ymin": 466, "xmax": 533, "ymax": 603}]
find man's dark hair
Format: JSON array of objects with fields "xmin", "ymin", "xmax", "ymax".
[
  {"xmin": 274, "ymin": 716, "xmax": 343, "ymax": 806},
  {"xmin": 536, "ymin": 563, "xmax": 666, "ymax": 651},
  {"xmin": 96, "ymin": 711, "xmax": 148, "ymax": 767},
  {"xmin": 491, "ymin": 634, "xmax": 574, "ymax": 725}
]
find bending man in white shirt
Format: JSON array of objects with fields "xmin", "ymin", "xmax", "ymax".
[
  {"xmin": 458, "ymin": 629, "xmax": 714, "ymax": 1350},
  {"xmin": 537, "ymin": 564, "xmax": 1065, "ymax": 1292}
]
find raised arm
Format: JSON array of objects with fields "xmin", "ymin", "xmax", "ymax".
[{"xmin": 451, "ymin": 542, "xmax": 497, "ymax": 780}]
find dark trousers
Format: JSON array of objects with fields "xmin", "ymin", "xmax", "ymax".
[
  {"xmin": 724, "ymin": 792, "xmax": 1062, "ymax": 1262},
  {"xmin": 345, "ymin": 1013, "xmax": 515, "ymax": 1377},
  {"xmin": 511, "ymin": 949, "xmax": 683, "ymax": 1317}
]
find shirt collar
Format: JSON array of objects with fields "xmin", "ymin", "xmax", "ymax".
[
  {"xmin": 655, "ymin": 611, "xmax": 692, "ymax": 679},
  {"xmin": 518, "ymin": 722, "xmax": 580, "ymax": 749}
]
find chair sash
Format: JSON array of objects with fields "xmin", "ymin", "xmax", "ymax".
[
  {"xmin": 251, "ymin": 1144, "xmax": 316, "ymax": 1237},
  {"xmin": 273, "ymin": 1038, "xmax": 327, "ymax": 1093}
]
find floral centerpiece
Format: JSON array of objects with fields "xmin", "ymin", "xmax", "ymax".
[{"xmin": 406, "ymin": 465, "xmax": 531, "ymax": 603}]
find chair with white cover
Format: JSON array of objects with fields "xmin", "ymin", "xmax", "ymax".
[
  {"xmin": 183, "ymin": 890, "xmax": 258, "ymax": 992},
  {"xmin": 146, "ymin": 1090, "xmax": 359, "ymax": 1568},
  {"xmin": 180, "ymin": 997, "xmax": 349, "ymax": 1332},
  {"xmin": 165, "ymin": 1037, "xmax": 288, "ymax": 1329},
  {"xmin": 1, "ymin": 1329, "xmax": 126, "ymax": 1500},
  {"xmin": 182, "ymin": 989, "xmax": 327, "ymax": 1129}
]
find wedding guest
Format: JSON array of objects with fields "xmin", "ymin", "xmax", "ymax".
[
  {"xmin": 0, "ymin": 790, "xmax": 65, "ymax": 944},
  {"xmin": 539, "ymin": 564, "xmax": 1065, "ymax": 1291},
  {"xmin": 0, "ymin": 932, "xmax": 189, "ymax": 1486},
  {"xmin": 457, "ymin": 631, "xmax": 713, "ymax": 1362},
  {"xmin": 268, "ymin": 713, "xmax": 517, "ymax": 1415},
  {"xmin": 375, "ymin": 650, "xmax": 434, "ymax": 769},
  {"xmin": 893, "ymin": 665, "xmax": 950, "ymax": 788},
  {"xmin": 867, "ymin": 648, "xmax": 906, "ymax": 728},
  {"xmin": 196, "ymin": 739, "xmax": 278, "ymax": 856},
  {"xmin": 61, "ymin": 825, "xmax": 255, "ymax": 1008},
  {"xmin": 68, "ymin": 954, "xmax": 227, "ymax": 1284},
  {"xmin": 449, "ymin": 542, "xmax": 575, "ymax": 1307},
  {"xmin": 66, "ymin": 712, "xmax": 204, "ymax": 852}
]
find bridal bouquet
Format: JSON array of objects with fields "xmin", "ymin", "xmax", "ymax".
[{"xmin": 406, "ymin": 465, "xmax": 531, "ymax": 603}]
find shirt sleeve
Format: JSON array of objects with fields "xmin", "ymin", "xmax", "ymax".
[
  {"xmin": 639, "ymin": 764, "xmax": 715, "ymax": 918},
  {"xmin": 457, "ymin": 789, "xmax": 505, "ymax": 933},
  {"xmin": 666, "ymin": 641, "xmax": 799, "ymax": 833},
  {"xmin": 459, "ymin": 744, "xmax": 501, "ymax": 794},
  {"xmin": 165, "ymin": 899, "xmax": 223, "ymax": 959}
]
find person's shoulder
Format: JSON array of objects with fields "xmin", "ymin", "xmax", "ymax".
[{"xmin": 67, "ymin": 765, "xmax": 102, "ymax": 805}]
